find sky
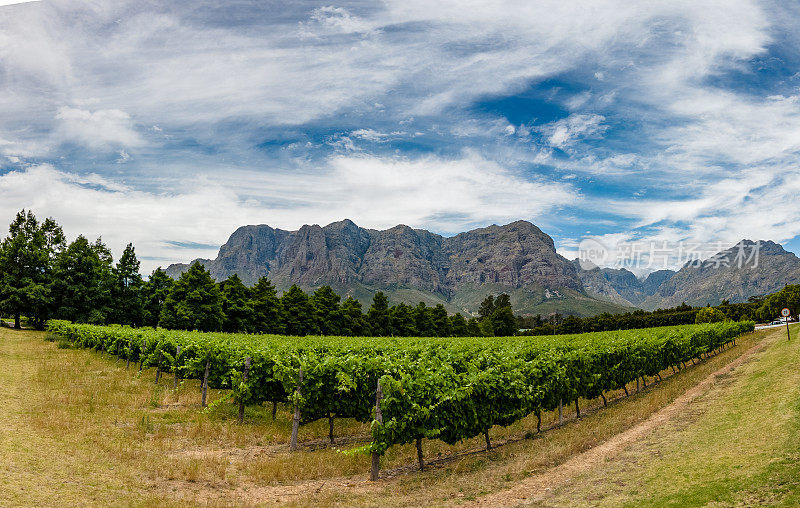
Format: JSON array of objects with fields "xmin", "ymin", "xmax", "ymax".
[{"xmin": 1, "ymin": 0, "xmax": 800, "ymax": 275}]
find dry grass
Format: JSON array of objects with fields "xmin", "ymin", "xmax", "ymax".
[{"xmin": 0, "ymin": 327, "xmax": 772, "ymax": 507}]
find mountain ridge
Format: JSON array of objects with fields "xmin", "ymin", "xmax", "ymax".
[
  {"xmin": 166, "ymin": 222, "xmax": 800, "ymax": 315},
  {"xmin": 166, "ymin": 219, "xmax": 623, "ymax": 316}
]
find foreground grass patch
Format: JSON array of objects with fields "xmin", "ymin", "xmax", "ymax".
[{"xmin": 536, "ymin": 325, "xmax": 800, "ymax": 507}]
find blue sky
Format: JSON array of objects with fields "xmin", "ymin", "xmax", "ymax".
[{"xmin": 1, "ymin": 0, "xmax": 800, "ymax": 274}]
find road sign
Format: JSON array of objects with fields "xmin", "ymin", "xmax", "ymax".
[{"xmin": 782, "ymin": 308, "xmax": 791, "ymax": 341}]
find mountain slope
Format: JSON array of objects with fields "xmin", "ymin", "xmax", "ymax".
[
  {"xmin": 641, "ymin": 240, "xmax": 800, "ymax": 309},
  {"xmin": 166, "ymin": 220, "xmax": 630, "ymax": 316},
  {"xmin": 575, "ymin": 263, "xmax": 675, "ymax": 306}
]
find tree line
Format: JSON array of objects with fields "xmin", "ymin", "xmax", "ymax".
[
  {"xmin": 517, "ymin": 290, "xmax": 796, "ymax": 336},
  {"xmin": 157, "ymin": 263, "xmax": 517, "ymax": 336},
  {"xmin": 0, "ymin": 210, "xmax": 517, "ymax": 336}
]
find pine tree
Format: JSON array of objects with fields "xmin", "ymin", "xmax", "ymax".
[
  {"xmin": 495, "ymin": 293, "xmax": 511, "ymax": 310},
  {"xmin": 221, "ymin": 274, "xmax": 253, "ymax": 332},
  {"xmin": 111, "ymin": 243, "xmax": 145, "ymax": 326},
  {"xmin": 430, "ymin": 303, "xmax": 451, "ymax": 337},
  {"xmin": 413, "ymin": 302, "xmax": 434, "ymax": 337},
  {"xmin": 389, "ymin": 302, "xmax": 417, "ymax": 336},
  {"xmin": 250, "ymin": 277, "xmax": 284, "ymax": 334},
  {"xmin": 143, "ymin": 268, "xmax": 173, "ymax": 327},
  {"xmin": 449, "ymin": 313, "xmax": 469, "ymax": 336},
  {"xmin": 159, "ymin": 263, "xmax": 224, "ymax": 331},
  {"xmin": 478, "ymin": 295, "xmax": 495, "ymax": 320},
  {"xmin": 312, "ymin": 285, "xmax": 343, "ymax": 335},
  {"xmin": 281, "ymin": 285, "xmax": 317, "ymax": 336},
  {"xmin": 0, "ymin": 210, "xmax": 64, "ymax": 328},
  {"xmin": 367, "ymin": 292, "xmax": 390, "ymax": 336},
  {"xmin": 490, "ymin": 305, "xmax": 517, "ymax": 336},
  {"xmin": 341, "ymin": 296, "xmax": 366, "ymax": 336},
  {"xmin": 50, "ymin": 235, "xmax": 114, "ymax": 324}
]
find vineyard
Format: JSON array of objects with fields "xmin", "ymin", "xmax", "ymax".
[{"xmin": 46, "ymin": 319, "xmax": 754, "ymax": 478}]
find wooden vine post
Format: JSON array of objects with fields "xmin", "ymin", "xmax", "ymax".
[
  {"xmin": 238, "ymin": 356, "xmax": 251, "ymax": 424},
  {"xmin": 172, "ymin": 346, "xmax": 182, "ymax": 389},
  {"xmin": 139, "ymin": 339, "xmax": 147, "ymax": 371},
  {"xmin": 370, "ymin": 379, "xmax": 383, "ymax": 481},
  {"xmin": 155, "ymin": 351, "xmax": 162, "ymax": 384},
  {"xmin": 201, "ymin": 359, "xmax": 211, "ymax": 408},
  {"xmin": 558, "ymin": 398, "xmax": 563, "ymax": 426},
  {"xmin": 289, "ymin": 366, "xmax": 303, "ymax": 451},
  {"xmin": 416, "ymin": 437, "xmax": 425, "ymax": 471}
]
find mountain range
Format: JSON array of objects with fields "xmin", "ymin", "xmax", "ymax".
[{"xmin": 166, "ymin": 220, "xmax": 800, "ymax": 316}]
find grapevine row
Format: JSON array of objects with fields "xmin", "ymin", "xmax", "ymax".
[{"xmin": 46, "ymin": 320, "xmax": 753, "ymax": 476}]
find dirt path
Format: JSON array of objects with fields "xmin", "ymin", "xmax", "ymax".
[{"xmin": 468, "ymin": 331, "xmax": 775, "ymax": 508}]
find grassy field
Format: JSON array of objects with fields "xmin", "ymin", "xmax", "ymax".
[
  {"xmin": 0, "ymin": 325, "xmax": 792, "ymax": 506},
  {"xmin": 528, "ymin": 323, "xmax": 800, "ymax": 507}
]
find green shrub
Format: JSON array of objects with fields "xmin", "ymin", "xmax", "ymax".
[{"xmin": 695, "ymin": 307, "xmax": 726, "ymax": 324}]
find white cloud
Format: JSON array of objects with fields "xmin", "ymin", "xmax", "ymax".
[
  {"xmin": 54, "ymin": 107, "xmax": 143, "ymax": 150},
  {"xmin": 0, "ymin": 0, "xmax": 769, "ymax": 132},
  {"xmin": 299, "ymin": 6, "xmax": 377, "ymax": 37},
  {"xmin": 565, "ymin": 91, "xmax": 592, "ymax": 111},
  {"xmin": 540, "ymin": 114, "xmax": 607, "ymax": 149},
  {"xmin": 349, "ymin": 128, "xmax": 389, "ymax": 142}
]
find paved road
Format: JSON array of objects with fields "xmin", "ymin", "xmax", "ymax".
[{"xmin": 754, "ymin": 322, "xmax": 797, "ymax": 330}]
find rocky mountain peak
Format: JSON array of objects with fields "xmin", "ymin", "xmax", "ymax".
[{"xmin": 165, "ymin": 219, "xmax": 596, "ymax": 314}]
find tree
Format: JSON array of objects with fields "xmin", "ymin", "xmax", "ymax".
[
  {"xmin": 449, "ymin": 313, "xmax": 469, "ymax": 336},
  {"xmin": 490, "ymin": 305, "xmax": 517, "ymax": 336},
  {"xmin": 341, "ymin": 297, "xmax": 367, "ymax": 336},
  {"xmin": 221, "ymin": 274, "xmax": 253, "ymax": 333},
  {"xmin": 143, "ymin": 268, "xmax": 173, "ymax": 327},
  {"xmin": 479, "ymin": 316, "xmax": 495, "ymax": 336},
  {"xmin": 367, "ymin": 292, "xmax": 390, "ymax": 336},
  {"xmin": 250, "ymin": 277, "xmax": 283, "ymax": 334},
  {"xmin": 478, "ymin": 295, "xmax": 495, "ymax": 320},
  {"xmin": 431, "ymin": 304, "xmax": 451, "ymax": 337},
  {"xmin": 758, "ymin": 284, "xmax": 800, "ymax": 322},
  {"xmin": 110, "ymin": 243, "xmax": 145, "ymax": 326},
  {"xmin": 389, "ymin": 302, "xmax": 417, "ymax": 336},
  {"xmin": 0, "ymin": 210, "xmax": 64, "ymax": 328},
  {"xmin": 466, "ymin": 317, "xmax": 483, "ymax": 336},
  {"xmin": 695, "ymin": 306, "xmax": 726, "ymax": 324},
  {"xmin": 413, "ymin": 302, "xmax": 434, "ymax": 337},
  {"xmin": 50, "ymin": 235, "xmax": 114, "ymax": 324},
  {"xmin": 159, "ymin": 263, "xmax": 224, "ymax": 331},
  {"xmin": 312, "ymin": 285, "xmax": 343, "ymax": 335},
  {"xmin": 281, "ymin": 285, "xmax": 317, "ymax": 336},
  {"xmin": 495, "ymin": 293, "xmax": 511, "ymax": 310},
  {"xmin": 561, "ymin": 315, "xmax": 583, "ymax": 334}
]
